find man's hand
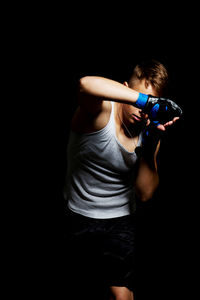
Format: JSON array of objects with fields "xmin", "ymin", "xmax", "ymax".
[
  {"xmin": 144, "ymin": 95, "xmax": 183, "ymax": 128},
  {"xmin": 157, "ymin": 116, "xmax": 180, "ymax": 131},
  {"xmin": 135, "ymin": 94, "xmax": 183, "ymax": 129},
  {"xmin": 141, "ymin": 114, "xmax": 180, "ymax": 155}
]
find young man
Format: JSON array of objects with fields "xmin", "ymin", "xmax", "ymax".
[{"xmin": 63, "ymin": 60, "xmax": 182, "ymax": 300}]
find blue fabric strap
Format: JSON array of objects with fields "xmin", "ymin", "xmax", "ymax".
[{"xmin": 135, "ymin": 93, "xmax": 148, "ymax": 108}]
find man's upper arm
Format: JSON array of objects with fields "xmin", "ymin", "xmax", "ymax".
[
  {"xmin": 76, "ymin": 78, "xmax": 112, "ymax": 131},
  {"xmin": 78, "ymin": 92, "xmax": 104, "ymax": 116}
]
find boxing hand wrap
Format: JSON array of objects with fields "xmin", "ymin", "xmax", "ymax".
[
  {"xmin": 135, "ymin": 94, "xmax": 183, "ymax": 125},
  {"xmin": 141, "ymin": 125, "xmax": 163, "ymax": 158},
  {"xmin": 135, "ymin": 93, "xmax": 149, "ymax": 109}
]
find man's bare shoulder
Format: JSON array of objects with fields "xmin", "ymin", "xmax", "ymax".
[{"xmin": 71, "ymin": 101, "xmax": 112, "ymax": 134}]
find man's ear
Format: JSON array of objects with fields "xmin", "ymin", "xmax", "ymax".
[
  {"xmin": 144, "ymin": 79, "xmax": 150, "ymax": 89},
  {"xmin": 123, "ymin": 81, "xmax": 129, "ymax": 87}
]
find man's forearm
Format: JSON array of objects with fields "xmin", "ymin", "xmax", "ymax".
[
  {"xmin": 79, "ymin": 76, "xmax": 139, "ymax": 105},
  {"xmin": 135, "ymin": 141, "xmax": 160, "ymax": 202},
  {"xmin": 79, "ymin": 76, "xmax": 183, "ymax": 125},
  {"xmin": 135, "ymin": 157, "xmax": 159, "ymax": 202}
]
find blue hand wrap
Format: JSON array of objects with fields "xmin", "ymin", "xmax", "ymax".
[
  {"xmin": 150, "ymin": 103, "xmax": 160, "ymax": 126},
  {"xmin": 141, "ymin": 125, "xmax": 163, "ymax": 156},
  {"xmin": 150, "ymin": 104, "xmax": 168, "ymax": 126},
  {"xmin": 136, "ymin": 93, "xmax": 148, "ymax": 109},
  {"xmin": 150, "ymin": 103, "xmax": 159, "ymax": 118}
]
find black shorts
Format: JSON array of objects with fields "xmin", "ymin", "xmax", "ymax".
[{"xmin": 64, "ymin": 208, "xmax": 136, "ymax": 296}]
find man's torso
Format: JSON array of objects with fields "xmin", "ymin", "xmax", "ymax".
[{"xmin": 71, "ymin": 101, "xmax": 139, "ymax": 152}]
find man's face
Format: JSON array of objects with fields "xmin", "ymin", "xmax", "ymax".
[{"xmin": 122, "ymin": 79, "xmax": 158, "ymax": 126}]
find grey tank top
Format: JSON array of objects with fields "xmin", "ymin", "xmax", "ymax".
[{"xmin": 64, "ymin": 101, "xmax": 143, "ymax": 219}]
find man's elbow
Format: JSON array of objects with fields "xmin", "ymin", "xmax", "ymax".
[
  {"xmin": 79, "ymin": 76, "xmax": 95, "ymax": 94},
  {"xmin": 138, "ymin": 190, "xmax": 155, "ymax": 202},
  {"xmin": 79, "ymin": 76, "xmax": 88, "ymax": 93},
  {"xmin": 136, "ymin": 179, "xmax": 159, "ymax": 202}
]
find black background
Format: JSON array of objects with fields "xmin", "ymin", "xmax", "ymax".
[{"xmin": 20, "ymin": 10, "xmax": 199, "ymax": 299}]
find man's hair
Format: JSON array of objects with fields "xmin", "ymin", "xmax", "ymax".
[{"xmin": 128, "ymin": 59, "xmax": 169, "ymax": 96}]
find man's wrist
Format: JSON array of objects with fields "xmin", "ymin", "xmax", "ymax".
[
  {"xmin": 135, "ymin": 93, "xmax": 148, "ymax": 109},
  {"xmin": 142, "ymin": 127, "xmax": 162, "ymax": 154}
]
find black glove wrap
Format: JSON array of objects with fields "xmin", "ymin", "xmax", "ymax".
[{"xmin": 143, "ymin": 95, "xmax": 183, "ymax": 125}]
